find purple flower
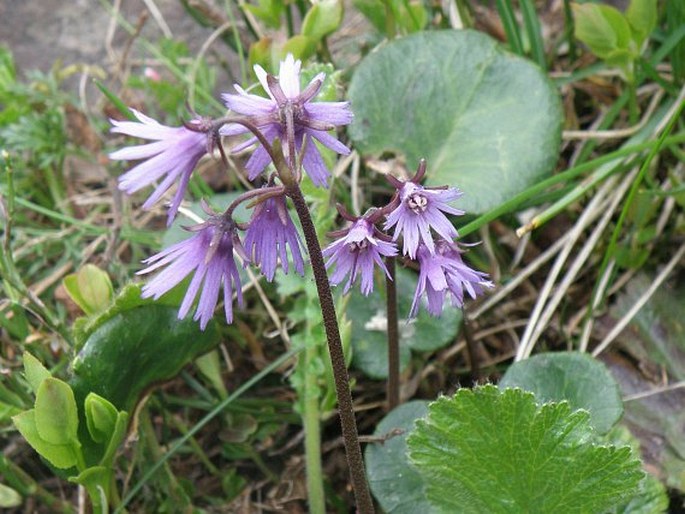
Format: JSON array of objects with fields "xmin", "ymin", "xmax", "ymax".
[
  {"xmin": 221, "ymin": 54, "xmax": 353, "ymax": 187},
  {"xmin": 410, "ymin": 240, "xmax": 493, "ymax": 317},
  {"xmin": 109, "ymin": 110, "xmax": 210, "ymax": 225},
  {"xmin": 138, "ymin": 206, "xmax": 246, "ymax": 330},
  {"xmin": 384, "ymin": 160, "xmax": 464, "ymax": 259},
  {"xmin": 323, "ymin": 217, "xmax": 398, "ymax": 295},
  {"xmin": 244, "ymin": 194, "xmax": 305, "ymax": 281}
]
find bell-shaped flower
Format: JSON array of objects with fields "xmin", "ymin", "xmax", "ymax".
[
  {"xmin": 138, "ymin": 204, "xmax": 246, "ymax": 330},
  {"xmin": 410, "ymin": 240, "xmax": 492, "ymax": 317},
  {"xmin": 243, "ymin": 193, "xmax": 305, "ymax": 281},
  {"xmin": 221, "ymin": 54, "xmax": 352, "ymax": 187},
  {"xmin": 110, "ymin": 110, "xmax": 210, "ymax": 225},
  {"xmin": 323, "ymin": 216, "xmax": 398, "ymax": 295},
  {"xmin": 384, "ymin": 160, "xmax": 464, "ymax": 259}
]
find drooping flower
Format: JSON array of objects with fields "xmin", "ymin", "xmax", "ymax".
[
  {"xmin": 220, "ymin": 54, "xmax": 353, "ymax": 187},
  {"xmin": 138, "ymin": 204, "xmax": 246, "ymax": 330},
  {"xmin": 109, "ymin": 109, "xmax": 211, "ymax": 225},
  {"xmin": 323, "ymin": 216, "xmax": 398, "ymax": 295},
  {"xmin": 410, "ymin": 240, "xmax": 493, "ymax": 317},
  {"xmin": 243, "ymin": 193, "xmax": 305, "ymax": 281},
  {"xmin": 384, "ymin": 160, "xmax": 464, "ymax": 259}
]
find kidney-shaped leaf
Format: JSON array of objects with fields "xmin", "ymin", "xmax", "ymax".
[
  {"xmin": 407, "ymin": 386, "xmax": 643, "ymax": 514},
  {"xmin": 499, "ymin": 351, "xmax": 624, "ymax": 434},
  {"xmin": 365, "ymin": 401, "xmax": 435, "ymax": 513},
  {"xmin": 348, "ymin": 30, "xmax": 562, "ymax": 213}
]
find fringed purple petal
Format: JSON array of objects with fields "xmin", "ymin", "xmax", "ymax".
[
  {"xmin": 222, "ymin": 87, "xmax": 275, "ymax": 116},
  {"xmin": 301, "ymin": 137, "xmax": 330, "ymax": 187},
  {"xmin": 304, "ymin": 102, "xmax": 353, "ymax": 126},
  {"xmin": 109, "ymin": 140, "xmax": 171, "ymax": 160},
  {"xmin": 245, "ymin": 144, "xmax": 274, "ymax": 181},
  {"xmin": 306, "ymin": 129, "xmax": 351, "ymax": 155},
  {"xmin": 138, "ymin": 223, "xmax": 242, "ymax": 329}
]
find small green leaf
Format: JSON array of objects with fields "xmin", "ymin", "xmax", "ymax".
[
  {"xmin": 281, "ymin": 35, "xmax": 318, "ymax": 62},
  {"xmin": 348, "ymin": 30, "xmax": 562, "ymax": 214},
  {"xmin": 626, "ymin": 0, "xmax": 657, "ymax": 48},
  {"xmin": 408, "ymin": 386, "xmax": 643, "ymax": 513},
  {"xmin": 249, "ymin": 38, "xmax": 272, "ymax": 75},
  {"xmin": 365, "ymin": 401, "xmax": 435, "ymax": 513},
  {"xmin": 352, "ymin": 0, "xmax": 386, "ymax": 33},
  {"xmin": 63, "ymin": 264, "xmax": 113, "ymax": 315},
  {"xmin": 243, "ymin": 0, "xmax": 284, "ymax": 29},
  {"xmin": 499, "ymin": 352, "xmax": 623, "ymax": 434},
  {"xmin": 397, "ymin": 0, "xmax": 427, "ymax": 32},
  {"xmin": 23, "ymin": 352, "xmax": 51, "ymax": 394},
  {"xmin": 572, "ymin": 3, "xmax": 633, "ymax": 59},
  {"xmin": 85, "ymin": 393, "xmax": 118, "ymax": 444},
  {"xmin": 101, "ymin": 411, "xmax": 129, "ymax": 469},
  {"xmin": 301, "ymin": 0, "xmax": 344, "ymax": 41},
  {"xmin": 0, "ymin": 483, "xmax": 22, "ymax": 508},
  {"xmin": 34, "ymin": 378, "xmax": 79, "ymax": 445},
  {"xmin": 12, "ymin": 409, "xmax": 78, "ymax": 469}
]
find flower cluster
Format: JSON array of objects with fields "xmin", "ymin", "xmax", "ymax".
[
  {"xmin": 324, "ymin": 160, "xmax": 492, "ymax": 315},
  {"xmin": 109, "ymin": 54, "xmax": 491, "ymax": 328}
]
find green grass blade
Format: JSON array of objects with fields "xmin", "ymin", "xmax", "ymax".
[
  {"xmin": 494, "ymin": 0, "xmax": 524, "ymax": 55},
  {"xmin": 520, "ymin": 0, "xmax": 546, "ymax": 69},
  {"xmin": 94, "ymin": 80, "xmax": 136, "ymax": 121},
  {"xmin": 459, "ymin": 131, "xmax": 685, "ymax": 237}
]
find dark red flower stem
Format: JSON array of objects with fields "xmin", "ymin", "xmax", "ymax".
[
  {"xmin": 224, "ymin": 185, "xmax": 284, "ymax": 218},
  {"xmin": 385, "ymin": 256, "xmax": 400, "ymax": 411},
  {"xmin": 286, "ymin": 183, "xmax": 375, "ymax": 514}
]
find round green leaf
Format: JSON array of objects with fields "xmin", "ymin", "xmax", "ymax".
[
  {"xmin": 365, "ymin": 401, "xmax": 435, "ymax": 514},
  {"xmin": 408, "ymin": 386, "xmax": 643, "ymax": 514},
  {"xmin": 499, "ymin": 351, "xmax": 623, "ymax": 434},
  {"xmin": 348, "ymin": 30, "xmax": 562, "ymax": 213}
]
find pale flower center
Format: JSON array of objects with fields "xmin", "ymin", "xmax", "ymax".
[
  {"xmin": 407, "ymin": 193, "xmax": 428, "ymax": 214},
  {"xmin": 348, "ymin": 239, "xmax": 369, "ymax": 253}
]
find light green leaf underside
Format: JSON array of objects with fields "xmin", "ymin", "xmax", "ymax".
[
  {"xmin": 348, "ymin": 30, "xmax": 562, "ymax": 214},
  {"xmin": 499, "ymin": 351, "xmax": 623, "ymax": 434}
]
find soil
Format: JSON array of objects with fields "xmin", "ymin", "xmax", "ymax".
[{"xmin": 0, "ymin": 0, "xmax": 215, "ymax": 83}]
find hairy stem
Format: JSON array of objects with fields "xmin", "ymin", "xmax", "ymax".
[
  {"xmin": 385, "ymin": 256, "xmax": 400, "ymax": 411},
  {"xmin": 287, "ymin": 184, "xmax": 374, "ymax": 514}
]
